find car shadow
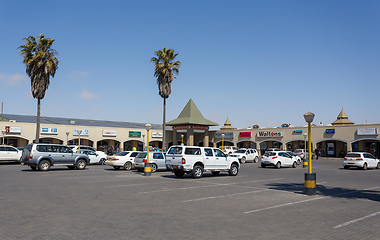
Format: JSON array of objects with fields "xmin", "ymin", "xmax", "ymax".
[
  {"xmin": 21, "ymin": 167, "xmax": 89, "ymax": 172},
  {"xmin": 265, "ymin": 182, "xmax": 380, "ymax": 203}
]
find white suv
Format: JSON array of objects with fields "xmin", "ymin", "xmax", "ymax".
[
  {"xmin": 70, "ymin": 145, "xmax": 107, "ymax": 163},
  {"xmin": 229, "ymin": 148, "xmax": 259, "ymax": 164}
]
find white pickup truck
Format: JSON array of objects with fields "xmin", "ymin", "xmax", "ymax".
[{"xmin": 165, "ymin": 145, "xmax": 240, "ymax": 178}]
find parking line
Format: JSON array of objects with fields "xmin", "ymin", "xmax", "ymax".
[
  {"xmin": 104, "ymin": 180, "xmax": 168, "ymax": 188},
  {"xmin": 333, "ymin": 211, "xmax": 380, "ymax": 229},
  {"xmin": 183, "ymin": 189, "xmax": 272, "ymax": 202}
]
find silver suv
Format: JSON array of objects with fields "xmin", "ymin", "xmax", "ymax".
[{"xmin": 21, "ymin": 143, "xmax": 90, "ymax": 171}]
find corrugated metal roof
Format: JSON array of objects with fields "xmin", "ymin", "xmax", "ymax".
[{"xmin": 2, "ymin": 114, "xmax": 162, "ymax": 129}]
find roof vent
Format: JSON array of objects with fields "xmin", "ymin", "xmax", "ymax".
[{"xmin": 69, "ymin": 120, "xmax": 76, "ymax": 124}]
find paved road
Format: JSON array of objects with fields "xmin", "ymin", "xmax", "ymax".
[{"xmin": 0, "ymin": 158, "xmax": 379, "ymax": 240}]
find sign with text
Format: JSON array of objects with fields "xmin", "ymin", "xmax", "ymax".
[
  {"xmin": 129, "ymin": 131, "xmax": 141, "ymax": 137},
  {"xmin": 73, "ymin": 129, "xmax": 89, "ymax": 136},
  {"xmin": 256, "ymin": 131, "xmax": 283, "ymax": 137},
  {"xmin": 5, "ymin": 126, "xmax": 21, "ymax": 133},
  {"xmin": 152, "ymin": 132, "xmax": 163, "ymax": 138},
  {"xmin": 239, "ymin": 132, "xmax": 251, "ymax": 138},
  {"xmin": 172, "ymin": 126, "xmax": 188, "ymax": 130},
  {"xmin": 357, "ymin": 128, "xmax": 378, "ymax": 135},
  {"xmin": 41, "ymin": 127, "xmax": 58, "ymax": 135},
  {"xmin": 215, "ymin": 132, "xmax": 234, "ymax": 138},
  {"xmin": 293, "ymin": 130, "xmax": 303, "ymax": 133},
  {"xmin": 326, "ymin": 129, "xmax": 335, "ymax": 134},
  {"xmin": 103, "ymin": 130, "xmax": 116, "ymax": 137}
]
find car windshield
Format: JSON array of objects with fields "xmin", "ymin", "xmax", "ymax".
[
  {"xmin": 168, "ymin": 147, "xmax": 182, "ymax": 154},
  {"xmin": 136, "ymin": 152, "xmax": 147, "ymax": 158},
  {"xmin": 287, "ymin": 152, "xmax": 295, "ymax": 156},
  {"xmin": 264, "ymin": 152, "xmax": 276, "ymax": 157},
  {"xmin": 345, "ymin": 153, "xmax": 361, "ymax": 158},
  {"xmin": 235, "ymin": 150, "xmax": 245, "ymax": 153},
  {"xmin": 116, "ymin": 152, "xmax": 129, "ymax": 156},
  {"xmin": 294, "ymin": 150, "xmax": 302, "ymax": 153}
]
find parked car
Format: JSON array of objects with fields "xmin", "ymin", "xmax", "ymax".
[
  {"xmin": 343, "ymin": 152, "xmax": 380, "ymax": 170},
  {"xmin": 265, "ymin": 148, "xmax": 281, "ymax": 153},
  {"xmin": 165, "ymin": 145, "xmax": 240, "ymax": 178},
  {"xmin": 105, "ymin": 151, "xmax": 140, "ymax": 170},
  {"xmin": 229, "ymin": 148, "xmax": 259, "ymax": 163},
  {"xmin": 0, "ymin": 145, "xmax": 22, "ymax": 162},
  {"xmin": 21, "ymin": 143, "xmax": 90, "ymax": 171},
  {"xmin": 286, "ymin": 151, "xmax": 302, "ymax": 165},
  {"xmin": 70, "ymin": 145, "xmax": 107, "ymax": 162},
  {"xmin": 293, "ymin": 149, "xmax": 314, "ymax": 160},
  {"xmin": 261, "ymin": 151, "xmax": 297, "ymax": 169},
  {"xmin": 134, "ymin": 151, "xmax": 167, "ymax": 172},
  {"xmin": 223, "ymin": 146, "xmax": 238, "ymax": 155},
  {"xmin": 77, "ymin": 149, "xmax": 106, "ymax": 164}
]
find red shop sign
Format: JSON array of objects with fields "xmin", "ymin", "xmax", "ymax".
[{"xmin": 239, "ymin": 132, "xmax": 251, "ymax": 138}]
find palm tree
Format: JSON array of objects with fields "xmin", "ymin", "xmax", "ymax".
[
  {"xmin": 151, "ymin": 47, "xmax": 181, "ymax": 149},
  {"xmin": 18, "ymin": 34, "xmax": 59, "ymax": 143}
]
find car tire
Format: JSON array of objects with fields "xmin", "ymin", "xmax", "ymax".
[
  {"xmin": 99, "ymin": 158, "xmax": 106, "ymax": 165},
  {"xmin": 113, "ymin": 166, "xmax": 120, "ymax": 170},
  {"xmin": 174, "ymin": 170, "xmax": 184, "ymax": 177},
  {"xmin": 254, "ymin": 156, "xmax": 258, "ymax": 163},
  {"xmin": 362, "ymin": 163, "xmax": 367, "ymax": 170},
  {"xmin": 30, "ymin": 166, "xmax": 37, "ymax": 171},
  {"xmin": 240, "ymin": 157, "xmax": 246, "ymax": 164},
  {"xmin": 229, "ymin": 164, "xmax": 239, "ymax": 176},
  {"xmin": 76, "ymin": 159, "xmax": 87, "ymax": 170},
  {"xmin": 124, "ymin": 161, "xmax": 132, "ymax": 170},
  {"xmin": 39, "ymin": 160, "xmax": 50, "ymax": 171},
  {"xmin": 276, "ymin": 162, "xmax": 281, "ymax": 169},
  {"xmin": 67, "ymin": 166, "xmax": 75, "ymax": 170},
  {"xmin": 377, "ymin": 163, "xmax": 380, "ymax": 169},
  {"xmin": 297, "ymin": 159, "xmax": 301, "ymax": 165},
  {"xmin": 192, "ymin": 165, "xmax": 203, "ymax": 179},
  {"xmin": 212, "ymin": 171, "xmax": 220, "ymax": 175},
  {"xmin": 151, "ymin": 164, "xmax": 157, "ymax": 173},
  {"xmin": 261, "ymin": 163, "xmax": 266, "ymax": 168},
  {"xmin": 21, "ymin": 148, "xmax": 30, "ymax": 163},
  {"xmin": 292, "ymin": 162, "xmax": 297, "ymax": 168}
]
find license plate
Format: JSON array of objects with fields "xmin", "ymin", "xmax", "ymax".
[
  {"xmin": 348, "ymin": 163, "xmax": 354, "ymax": 165},
  {"xmin": 173, "ymin": 165, "xmax": 177, "ymax": 169},
  {"xmin": 135, "ymin": 164, "xmax": 138, "ymax": 167}
]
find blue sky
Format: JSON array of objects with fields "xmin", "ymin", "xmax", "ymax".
[{"xmin": 1, "ymin": 0, "xmax": 379, "ymax": 129}]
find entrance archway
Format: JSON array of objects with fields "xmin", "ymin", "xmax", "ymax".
[
  {"xmin": 316, "ymin": 139, "xmax": 347, "ymax": 157},
  {"xmin": 237, "ymin": 140, "xmax": 256, "ymax": 149}
]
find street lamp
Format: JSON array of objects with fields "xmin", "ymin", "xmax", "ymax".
[
  {"xmin": 181, "ymin": 134, "xmax": 184, "ymax": 145},
  {"xmin": 221, "ymin": 134, "xmax": 225, "ymax": 152},
  {"xmin": 77, "ymin": 129, "xmax": 82, "ymax": 151},
  {"xmin": 303, "ymin": 132, "xmax": 307, "ymax": 168},
  {"xmin": 2, "ymin": 131, "xmax": 5, "ymax": 145},
  {"xmin": 144, "ymin": 124, "xmax": 151, "ymax": 176},
  {"xmin": 303, "ymin": 112, "xmax": 316, "ymax": 195},
  {"xmin": 66, "ymin": 132, "xmax": 70, "ymax": 145},
  {"xmin": 142, "ymin": 134, "xmax": 145, "ymax": 151}
]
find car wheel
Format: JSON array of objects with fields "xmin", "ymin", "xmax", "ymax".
[
  {"xmin": 212, "ymin": 171, "xmax": 220, "ymax": 176},
  {"xmin": 344, "ymin": 166, "xmax": 349, "ymax": 169},
  {"xmin": 192, "ymin": 165, "xmax": 203, "ymax": 179},
  {"xmin": 276, "ymin": 162, "xmax": 281, "ymax": 169},
  {"xmin": 229, "ymin": 164, "xmax": 239, "ymax": 176},
  {"xmin": 124, "ymin": 161, "xmax": 132, "ymax": 170},
  {"xmin": 39, "ymin": 160, "xmax": 50, "ymax": 171},
  {"xmin": 76, "ymin": 159, "xmax": 87, "ymax": 170},
  {"xmin": 362, "ymin": 163, "xmax": 367, "ymax": 170},
  {"xmin": 254, "ymin": 156, "xmax": 259, "ymax": 163},
  {"xmin": 240, "ymin": 157, "xmax": 246, "ymax": 164},
  {"xmin": 113, "ymin": 166, "xmax": 120, "ymax": 170},
  {"xmin": 292, "ymin": 162, "xmax": 297, "ymax": 168},
  {"xmin": 174, "ymin": 170, "xmax": 184, "ymax": 177},
  {"xmin": 151, "ymin": 164, "xmax": 157, "ymax": 173},
  {"xmin": 377, "ymin": 163, "xmax": 380, "ymax": 169},
  {"xmin": 297, "ymin": 159, "xmax": 301, "ymax": 165},
  {"xmin": 67, "ymin": 166, "xmax": 75, "ymax": 170},
  {"xmin": 261, "ymin": 163, "xmax": 266, "ymax": 168},
  {"xmin": 21, "ymin": 148, "xmax": 30, "ymax": 163},
  {"xmin": 30, "ymin": 166, "xmax": 37, "ymax": 171},
  {"xmin": 99, "ymin": 158, "xmax": 106, "ymax": 165}
]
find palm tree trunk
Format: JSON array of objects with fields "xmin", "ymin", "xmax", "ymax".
[
  {"xmin": 36, "ymin": 98, "xmax": 40, "ymax": 143},
  {"xmin": 162, "ymin": 97, "xmax": 166, "ymax": 149}
]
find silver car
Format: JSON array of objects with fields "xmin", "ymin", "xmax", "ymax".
[{"xmin": 134, "ymin": 151, "xmax": 167, "ymax": 172}]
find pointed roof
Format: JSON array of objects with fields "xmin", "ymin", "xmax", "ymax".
[
  {"xmin": 166, "ymin": 99, "xmax": 218, "ymax": 126},
  {"xmin": 221, "ymin": 118, "xmax": 235, "ymax": 130},
  {"xmin": 332, "ymin": 109, "xmax": 354, "ymax": 125}
]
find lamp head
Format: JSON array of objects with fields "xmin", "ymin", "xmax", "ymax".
[
  {"xmin": 77, "ymin": 129, "xmax": 82, "ymax": 134},
  {"xmin": 303, "ymin": 112, "xmax": 315, "ymax": 123},
  {"xmin": 221, "ymin": 134, "xmax": 225, "ymax": 138},
  {"xmin": 145, "ymin": 124, "xmax": 152, "ymax": 131},
  {"xmin": 181, "ymin": 134, "xmax": 184, "ymax": 138},
  {"xmin": 303, "ymin": 132, "xmax": 307, "ymax": 138},
  {"xmin": 66, "ymin": 132, "xmax": 69, "ymax": 136}
]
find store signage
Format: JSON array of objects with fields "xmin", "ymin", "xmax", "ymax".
[
  {"xmin": 103, "ymin": 130, "xmax": 116, "ymax": 137},
  {"xmin": 129, "ymin": 131, "xmax": 141, "ymax": 137},
  {"xmin": 190, "ymin": 125, "xmax": 208, "ymax": 130},
  {"xmin": 326, "ymin": 129, "xmax": 335, "ymax": 134},
  {"xmin": 41, "ymin": 127, "xmax": 58, "ymax": 135},
  {"xmin": 215, "ymin": 132, "xmax": 234, "ymax": 138},
  {"xmin": 5, "ymin": 126, "xmax": 21, "ymax": 133},
  {"xmin": 73, "ymin": 129, "xmax": 89, "ymax": 136},
  {"xmin": 152, "ymin": 132, "xmax": 163, "ymax": 138},
  {"xmin": 256, "ymin": 131, "xmax": 283, "ymax": 137},
  {"xmin": 357, "ymin": 128, "xmax": 378, "ymax": 135},
  {"xmin": 239, "ymin": 132, "xmax": 251, "ymax": 138},
  {"xmin": 293, "ymin": 130, "xmax": 303, "ymax": 133},
  {"xmin": 172, "ymin": 125, "xmax": 208, "ymax": 130},
  {"xmin": 172, "ymin": 126, "xmax": 188, "ymax": 130}
]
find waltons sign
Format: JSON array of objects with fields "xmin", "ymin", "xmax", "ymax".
[{"xmin": 256, "ymin": 131, "xmax": 283, "ymax": 137}]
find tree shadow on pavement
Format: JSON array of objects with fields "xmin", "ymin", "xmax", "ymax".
[{"xmin": 265, "ymin": 182, "xmax": 380, "ymax": 203}]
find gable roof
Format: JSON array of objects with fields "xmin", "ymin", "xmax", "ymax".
[{"xmin": 166, "ymin": 99, "xmax": 218, "ymax": 126}]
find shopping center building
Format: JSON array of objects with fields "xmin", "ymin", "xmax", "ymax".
[{"xmin": 1, "ymin": 99, "xmax": 379, "ymax": 158}]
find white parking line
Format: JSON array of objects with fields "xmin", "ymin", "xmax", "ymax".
[
  {"xmin": 104, "ymin": 180, "xmax": 169, "ymax": 188},
  {"xmin": 183, "ymin": 189, "xmax": 273, "ymax": 202},
  {"xmin": 333, "ymin": 211, "xmax": 380, "ymax": 229}
]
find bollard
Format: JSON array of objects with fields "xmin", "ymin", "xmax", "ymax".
[
  {"xmin": 303, "ymin": 158, "xmax": 308, "ymax": 168},
  {"xmin": 304, "ymin": 173, "xmax": 316, "ymax": 195},
  {"xmin": 144, "ymin": 162, "xmax": 151, "ymax": 176}
]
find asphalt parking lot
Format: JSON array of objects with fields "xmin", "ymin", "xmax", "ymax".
[{"xmin": 0, "ymin": 158, "xmax": 379, "ymax": 240}]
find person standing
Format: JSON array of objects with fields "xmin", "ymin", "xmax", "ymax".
[
  {"xmin": 315, "ymin": 148, "xmax": 319, "ymax": 160},
  {"xmin": 133, "ymin": 146, "xmax": 137, "ymax": 151}
]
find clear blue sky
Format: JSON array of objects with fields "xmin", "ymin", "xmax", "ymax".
[{"xmin": 1, "ymin": 0, "xmax": 379, "ymax": 129}]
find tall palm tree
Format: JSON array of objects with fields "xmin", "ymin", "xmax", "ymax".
[
  {"xmin": 151, "ymin": 47, "xmax": 181, "ymax": 149},
  {"xmin": 19, "ymin": 34, "xmax": 59, "ymax": 143}
]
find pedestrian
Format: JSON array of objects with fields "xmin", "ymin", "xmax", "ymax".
[
  {"xmin": 315, "ymin": 148, "xmax": 319, "ymax": 160},
  {"xmin": 133, "ymin": 146, "xmax": 137, "ymax": 151}
]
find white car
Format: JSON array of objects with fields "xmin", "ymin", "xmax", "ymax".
[
  {"xmin": 229, "ymin": 148, "xmax": 259, "ymax": 164},
  {"xmin": 0, "ymin": 145, "xmax": 22, "ymax": 162},
  {"xmin": 77, "ymin": 149, "xmax": 106, "ymax": 164},
  {"xmin": 286, "ymin": 151, "xmax": 302, "ymax": 165},
  {"xmin": 223, "ymin": 146, "xmax": 238, "ymax": 155},
  {"xmin": 105, "ymin": 151, "xmax": 140, "ymax": 170},
  {"xmin": 343, "ymin": 152, "xmax": 380, "ymax": 170},
  {"xmin": 293, "ymin": 149, "xmax": 314, "ymax": 160},
  {"xmin": 261, "ymin": 151, "xmax": 297, "ymax": 169},
  {"xmin": 134, "ymin": 151, "xmax": 167, "ymax": 173},
  {"xmin": 70, "ymin": 145, "xmax": 107, "ymax": 163}
]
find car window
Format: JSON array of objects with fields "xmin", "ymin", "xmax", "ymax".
[
  {"xmin": 0, "ymin": 146, "xmax": 5, "ymax": 151},
  {"xmin": 130, "ymin": 152, "xmax": 139, "ymax": 157},
  {"xmin": 60, "ymin": 146, "xmax": 72, "ymax": 153},
  {"xmin": 204, "ymin": 148, "xmax": 213, "ymax": 157},
  {"xmin": 116, "ymin": 151, "xmax": 129, "ymax": 156},
  {"xmin": 168, "ymin": 147, "xmax": 182, "ymax": 154},
  {"xmin": 6, "ymin": 147, "xmax": 17, "ymax": 152},
  {"xmin": 345, "ymin": 153, "xmax": 360, "ymax": 158},
  {"xmin": 37, "ymin": 145, "xmax": 48, "ymax": 152},
  {"xmin": 153, "ymin": 153, "xmax": 164, "ymax": 159},
  {"xmin": 185, "ymin": 148, "xmax": 201, "ymax": 155},
  {"xmin": 213, "ymin": 149, "xmax": 225, "ymax": 157},
  {"xmin": 363, "ymin": 153, "xmax": 374, "ymax": 159},
  {"xmin": 136, "ymin": 152, "xmax": 147, "ymax": 158},
  {"xmin": 264, "ymin": 152, "xmax": 275, "ymax": 157},
  {"xmin": 235, "ymin": 150, "xmax": 245, "ymax": 153}
]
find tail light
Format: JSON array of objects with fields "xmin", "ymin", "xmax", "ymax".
[
  {"xmin": 356, "ymin": 158, "xmax": 363, "ymax": 161},
  {"xmin": 143, "ymin": 159, "xmax": 147, "ymax": 163},
  {"xmin": 182, "ymin": 158, "xmax": 186, "ymax": 164},
  {"xmin": 29, "ymin": 155, "xmax": 32, "ymax": 159},
  {"xmin": 344, "ymin": 158, "xmax": 347, "ymax": 160},
  {"xmin": 272, "ymin": 156, "xmax": 277, "ymax": 159},
  {"xmin": 112, "ymin": 158, "xmax": 119, "ymax": 161}
]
